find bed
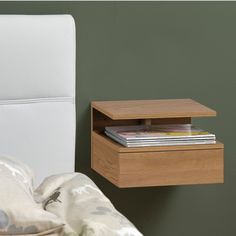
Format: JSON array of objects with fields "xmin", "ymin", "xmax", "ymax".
[{"xmin": 0, "ymin": 15, "xmax": 142, "ymax": 236}]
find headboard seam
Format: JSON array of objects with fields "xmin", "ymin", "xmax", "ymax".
[{"xmin": 0, "ymin": 97, "xmax": 74, "ymax": 106}]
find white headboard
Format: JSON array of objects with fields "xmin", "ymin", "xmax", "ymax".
[{"xmin": 0, "ymin": 15, "xmax": 76, "ymax": 185}]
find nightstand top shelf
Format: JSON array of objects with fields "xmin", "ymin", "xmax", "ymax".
[{"xmin": 91, "ymin": 99, "xmax": 216, "ymax": 120}]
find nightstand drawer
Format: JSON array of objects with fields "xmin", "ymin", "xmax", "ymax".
[{"xmin": 118, "ymin": 149, "xmax": 224, "ymax": 187}]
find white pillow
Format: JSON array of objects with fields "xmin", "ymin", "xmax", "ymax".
[
  {"xmin": 0, "ymin": 156, "xmax": 64, "ymax": 235},
  {"xmin": 0, "ymin": 155, "xmax": 34, "ymax": 193}
]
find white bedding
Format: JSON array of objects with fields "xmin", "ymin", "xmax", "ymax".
[
  {"xmin": 0, "ymin": 156, "xmax": 64, "ymax": 236},
  {"xmin": 35, "ymin": 173, "xmax": 143, "ymax": 236},
  {"xmin": 0, "ymin": 156, "xmax": 143, "ymax": 236}
]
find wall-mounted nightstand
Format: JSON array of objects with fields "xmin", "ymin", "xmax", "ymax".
[{"xmin": 91, "ymin": 99, "xmax": 224, "ymax": 188}]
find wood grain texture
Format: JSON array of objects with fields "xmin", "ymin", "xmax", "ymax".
[
  {"xmin": 119, "ymin": 149, "xmax": 224, "ymax": 187},
  {"xmin": 92, "ymin": 99, "xmax": 216, "ymax": 120}
]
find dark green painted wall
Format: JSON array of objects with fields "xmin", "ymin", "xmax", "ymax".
[{"xmin": 0, "ymin": 2, "xmax": 235, "ymax": 235}]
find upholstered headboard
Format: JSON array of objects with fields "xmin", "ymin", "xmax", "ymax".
[{"xmin": 0, "ymin": 15, "xmax": 76, "ymax": 185}]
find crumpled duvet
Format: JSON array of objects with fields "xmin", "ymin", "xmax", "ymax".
[{"xmin": 34, "ymin": 173, "xmax": 143, "ymax": 236}]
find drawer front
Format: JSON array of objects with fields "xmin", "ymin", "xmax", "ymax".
[{"xmin": 119, "ymin": 149, "xmax": 224, "ymax": 187}]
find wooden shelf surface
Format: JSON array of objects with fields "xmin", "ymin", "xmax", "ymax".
[{"xmin": 92, "ymin": 99, "xmax": 216, "ymax": 120}]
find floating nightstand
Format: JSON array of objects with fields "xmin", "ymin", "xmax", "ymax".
[{"xmin": 91, "ymin": 99, "xmax": 224, "ymax": 188}]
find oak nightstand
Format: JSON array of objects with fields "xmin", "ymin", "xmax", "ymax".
[{"xmin": 91, "ymin": 99, "xmax": 224, "ymax": 188}]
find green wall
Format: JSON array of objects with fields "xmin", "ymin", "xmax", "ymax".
[{"xmin": 0, "ymin": 2, "xmax": 235, "ymax": 235}]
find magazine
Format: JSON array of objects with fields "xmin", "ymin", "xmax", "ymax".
[
  {"xmin": 105, "ymin": 131, "xmax": 216, "ymax": 147},
  {"xmin": 105, "ymin": 124, "xmax": 216, "ymax": 147}
]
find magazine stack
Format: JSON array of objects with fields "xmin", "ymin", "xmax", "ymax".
[{"xmin": 105, "ymin": 124, "xmax": 216, "ymax": 147}]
